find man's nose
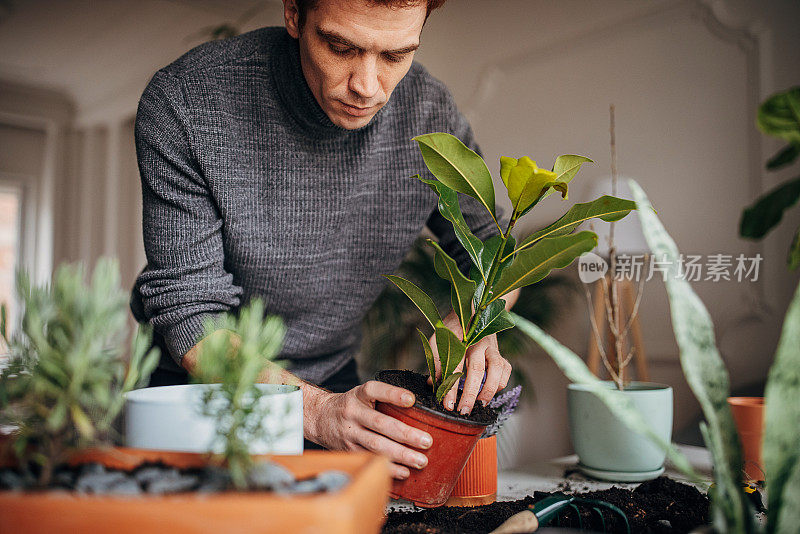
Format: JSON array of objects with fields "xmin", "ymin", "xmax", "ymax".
[{"xmin": 348, "ymin": 55, "xmax": 380, "ymax": 100}]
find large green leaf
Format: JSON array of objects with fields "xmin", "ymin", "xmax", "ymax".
[
  {"xmin": 418, "ymin": 176, "xmax": 484, "ymax": 277},
  {"xmin": 763, "ymin": 279, "xmax": 800, "ymax": 533},
  {"xmin": 537, "ymin": 155, "xmax": 593, "ymax": 204},
  {"xmin": 767, "ymin": 143, "xmax": 800, "ymax": 170},
  {"xmin": 418, "ymin": 329, "xmax": 437, "ymax": 383},
  {"xmin": 435, "ymin": 322, "xmax": 467, "ymax": 381},
  {"xmin": 500, "ymin": 156, "xmax": 565, "ymax": 216},
  {"xmin": 512, "ymin": 313, "xmax": 698, "ymax": 479},
  {"xmin": 513, "ymin": 195, "xmax": 637, "ymax": 257},
  {"xmin": 428, "ymin": 240, "xmax": 475, "ymax": 334},
  {"xmin": 414, "ymin": 133, "xmax": 497, "ymax": 221},
  {"xmin": 436, "ymin": 372, "xmax": 463, "ymax": 401},
  {"xmin": 629, "ymin": 179, "xmax": 753, "ymax": 533},
  {"xmin": 467, "ymin": 299, "xmax": 515, "ymax": 347},
  {"xmin": 739, "ymin": 176, "xmax": 800, "ymax": 239},
  {"xmin": 492, "ymin": 232, "xmax": 597, "ymax": 299},
  {"xmin": 383, "ymin": 274, "xmax": 442, "ymax": 330},
  {"xmin": 757, "ymin": 87, "xmax": 800, "ymax": 145}
]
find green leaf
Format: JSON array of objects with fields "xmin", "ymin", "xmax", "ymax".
[
  {"xmin": 428, "ymin": 240, "xmax": 476, "ymax": 334},
  {"xmin": 537, "ymin": 155, "xmax": 593, "ymax": 204},
  {"xmin": 763, "ymin": 280, "xmax": 800, "ymax": 533},
  {"xmin": 467, "ymin": 300, "xmax": 515, "ymax": 346},
  {"xmin": 511, "ymin": 313, "xmax": 698, "ymax": 479},
  {"xmin": 418, "ymin": 176, "xmax": 484, "ymax": 276},
  {"xmin": 757, "ymin": 87, "xmax": 800, "ymax": 145},
  {"xmin": 774, "ymin": 460, "xmax": 800, "ymax": 534},
  {"xmin": 418, "ymin": 329, "xmax": 437, "ymax": 382},
  {"xmin": 492, "ymin": 232, "xmax": 597, "ymax": 299},
  {"xmin": 383, "ymin": 274, "xmax": 442, "ymax": 330},
  {"xmin": 629, "ymin": 179, "xmax": 753, "ymax": 533},
  {"xmin": 471, "ymin": 235, "xmax": 516, "ymax": 309},
  {"xmin": 70, "ymin": 404, "xmax": 95, "ymax": 441},
  {"xmin": 789, "ymin": 226, "xmax": 800, "ymax": 271},
  {"xmin": 413, "ymin": 132, "xmax": 497, "ymax": 221},
  {"xmin": 767, "ymin": 143, "xmax": 800, "ymax": 170},
  {"xmin": 435, "ymin": 322, "xmax": 466, "ymax": 381},
  {"xmin": 514, "ymin": 195, "xmax": 637, "ymax": 256},
  {"xmin": 500, "ymin": 156, "xmax": 561, "ymax": 216},
  {"xmin": 740, "ymin": 176, "xmax": 800, "ymax": 239},
  {"xmin": 436, "ymin": 372, "xmax": 463, "ymax": 402}
]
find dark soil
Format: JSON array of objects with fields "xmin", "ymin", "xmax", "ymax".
[
  {"xmin": 382, "ymin": 477, "xmax": 711, "ymax": 534},
  {"xmin": 377, "ymin": 370, "xmax": 498, "ymax": 426}
]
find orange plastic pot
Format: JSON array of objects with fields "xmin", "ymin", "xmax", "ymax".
[
  {"xmin": 0, "ymin": 447, "xmax": 391, "ymax": 533},
  {"xmin": 445, "ymin": 434, "xmax": 497, "ymax": 507},
  {"xmin": 728, "ymin": 396, "xmax": 765, "ymax": 481},
  {"xmin": 376, "ymin": 401, "xmax": 487, "ymax": 508}
]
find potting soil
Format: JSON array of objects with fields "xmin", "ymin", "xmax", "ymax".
[
  {"xmin": 382, "ymin": 476, "xmax": 711, "ymax": 534},
  {"xmin": 378, "ymin": 370, "xmax": 498, "ymax": 425}
]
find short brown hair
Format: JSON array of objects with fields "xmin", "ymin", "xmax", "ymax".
[{"xmin": 294, "ymin": 0, "xmax": 447, "ymax": 30}]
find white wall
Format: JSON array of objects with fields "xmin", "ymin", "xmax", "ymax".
[{"xmin": 1, "ymin": 0, "xmax": 798, "ymax": 464}]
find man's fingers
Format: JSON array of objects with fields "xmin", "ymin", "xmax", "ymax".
[
  {"xmin": 352, "ymin": 427, "xmax": 428, "ymax": 471},
  {"xmin": 428, "ymin": 333, "xmax": 442, "ymax": 380},
  {"xmin": 499, "ymin": 359, "xmax": 512, "ymax": 390},
  {"xmin": 356, "ymin": 408, "xmax": 432, "ymax": 450},
  {"xmin": 477, "ymin": 348, "xmax": 506, "ymax": 405},
  {"xmin": 457, "ymin": 348, "xmax": 486, "ymax": 415},
  {"xmin": 352, "ymin": 442, "xmax": 410, "ymax": 480},
  {"xmin": 356, "ymin": 380, "xmax": 415, "ymax": 408}
]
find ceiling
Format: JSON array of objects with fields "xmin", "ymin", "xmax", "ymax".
[{"xmin": 0, "ymin": 0, "xmax": 284, "ymax": 118}]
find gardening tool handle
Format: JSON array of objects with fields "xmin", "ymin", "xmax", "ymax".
[{"xmin": 489, "ymin": 495, "xmax": 573, "ymax": 533}]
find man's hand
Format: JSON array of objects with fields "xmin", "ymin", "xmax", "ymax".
[{"xmin": 304, "ymin": 381, "xmax": 433, "ymax": 480}]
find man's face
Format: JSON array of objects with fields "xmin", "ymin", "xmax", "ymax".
[{"xmin": 284, "ymin": 0, "xmax": 427, "ymax": 130}]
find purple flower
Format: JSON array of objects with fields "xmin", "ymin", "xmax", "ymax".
[{"xmin": 482, "ymin": 385, "xmax": 522, "ymax": 438}]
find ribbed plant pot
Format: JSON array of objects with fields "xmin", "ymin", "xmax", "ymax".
[
  {"xmin": 728, "ymin": 397, "xmax": 765, "ymax": 481},
  {"xmin": 568, "ymin": 382, "xmax": 673, "ymax": 482},
  {"xmin": 375, "ymin": 400, "xmax": 488, "ymax": 508},
  {"xmin": 124, "ymin": 384, "xmax": 303, "ymax": 454},
  {"xmin": 445, "ymin": 434, "xmax": 497, "ymax": 507}
]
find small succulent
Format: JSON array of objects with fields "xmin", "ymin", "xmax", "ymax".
[
  {"xmin": 191, "ymin": 299, "xmax": 287, "ymax": 490},
  {"xmin": 0, "ymin": 259, "xmax": 159, "ymax": 487}
]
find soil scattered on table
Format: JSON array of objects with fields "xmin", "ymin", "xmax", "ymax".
[
  {"xmin": 378, "ymin": 370, "xmax": 497, "ymax": 426},
  {"xmin": 383, "ymin": 476, "xmax": 710, "ymax": 534}
]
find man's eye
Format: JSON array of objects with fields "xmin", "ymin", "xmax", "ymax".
[
  {"xmin": 383, "ymin": 53, "xmax": 405, "ymax": 63},
  {"xmin": 329, "ymin": 44, "xmax": 353, "ymax": 56}
]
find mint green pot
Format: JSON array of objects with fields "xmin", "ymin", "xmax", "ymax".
[{"xmin": 567, "ymin": 382, "xmax": 673, "ymax": 481}]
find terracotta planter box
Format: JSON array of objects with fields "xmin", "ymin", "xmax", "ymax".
[{"xmin": 0, "ymin": 447, "xmax": 391, "ymax": 534}]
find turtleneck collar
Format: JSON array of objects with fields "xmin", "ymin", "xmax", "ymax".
[{"xmin": 270, "ymin": 30, "xmax": 389, "ymax": 138}]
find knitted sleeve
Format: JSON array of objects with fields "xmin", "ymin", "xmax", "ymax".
[{"xmin": 132, "ymin": 70, "xmax": 242, "ymax": 365}]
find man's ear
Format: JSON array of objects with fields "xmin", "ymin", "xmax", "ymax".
[{"xmin": 283, "ymin": 0, "xmax": 301, "ymax": 39}]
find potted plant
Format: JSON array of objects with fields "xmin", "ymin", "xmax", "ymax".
[
  {"xmin": 377, "ymin": 131, "xmax": 638, "ymax": 507},
  {"xmin": 515, "ymin": 180, "xmax": 800, "ymax": 533},
  {"xmin": 0, "ymin": 260, "xmax": 392, "ymax": 534}
]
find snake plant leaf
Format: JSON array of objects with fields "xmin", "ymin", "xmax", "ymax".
[
  {"xmin": 418, "ymin": 176, "xmax": 484, "ymax": 275},
  {"xmin": 537, "ymin": 155, "xmax": 593, "ymax": 204},
  {"xmin": 789, "ymin": 227, "xmax": 800, "ymax": 271},
  {"xmin": 739, "ymin": 176, "xmax": 800, "ymax": 240},
  {"xmin": 413, "ymin": 133, "xmax": 496, "ymax": 220},
  {"xmin": 435, "ymin": 321, "xmax": 467, "ymax": 381},
  {"xmin": 70, "ymin": 404, "xmax": 95, "ymax": 441},
  {"xmin": 500, "ymin": 156, "xmax": 564, "ymax": 216},
  {"xmin": 774, "ymin": 460, "xmax": 800, "ymax": 534},
  {"xmin": 492, "ymin": 232, "xmax": 597, "ymax": 299},
  {"xmin": 767, "ymin": 143, "xmax": 800, "ymax": 170},
  {"xmin": 629, "ymin": 179, "xmax": 753, "ymax": 533},
  {"xmin": 436, "ymin": 372, "xmax": 463, "ymax": 402},
  {"xmin": 515, "ymin": 196, "xmax": 638, "ymax": 255},
  {"xmin": 757, "ymin": 87, "xmax": 800, "ymax": 145},
  {"xmin": 511, "ymin": 313, "xmax": 698, "ymax": 479},
  {"xmin": 468, "ymin": 299, "xmax": 515, "ymax": 347},
  {"xmin": 763, "ymin": 279, "xmax": 800, "ymax": 533},
  {"xmin": 418, "ymin": 329, "xmax": 437, "ymax": 383},
  {"xmin": 428, "ymin": 240, "xmax": 476, "ymax": 334},
  {"xmin": 383, "ymin": 274, "xmax": 442, "ymax": 330}
]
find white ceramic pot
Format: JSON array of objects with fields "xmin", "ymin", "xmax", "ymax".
[
  {"xmin": 568, "ymin": 381, "xmax": 673, "ymax": 481},
  {"xmin": 124, "ymin": 384, "xmax": 303, "ymax": 454}
]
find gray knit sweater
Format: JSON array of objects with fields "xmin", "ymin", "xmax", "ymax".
[{"xmin": 130, "ymin": 27, "xmax": 499, "ymax": 384}]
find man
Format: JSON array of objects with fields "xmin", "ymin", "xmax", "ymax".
[{"xmin": 131, "ymin": 0, "xmax": 518, "ymax": 480}]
